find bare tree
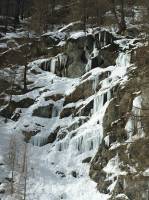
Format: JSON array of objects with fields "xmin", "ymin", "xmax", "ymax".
[
  {"xmin": 23, "ymin": 63, "xmax": 28, "ymax": 93},
  {"xmin": 8, "ymin": 135, "xmax": 17, "ymax": 195},
  {"xmin": 4, "ymin": 0, "xmax": 10, "ymax": 33},
  {"xmin": 21, "ymin": 143, "xmax": 28, "ymax": 200}
]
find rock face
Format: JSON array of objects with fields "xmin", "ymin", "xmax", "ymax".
[
  {"xmin": 65, "ymin": 37, "xmax": 86, "ymax": 78},
  {"xmin": 32, "ymin": 104, "xmax": 53, "ymax": 118},
  {"xmin": 0, "ymin": 98, "xmax": 34, "ymax": 119},
  {"xmin": 90, "ymin": 45, "xmax": 149, "ymax": 199},
  {"xmin": 38, "ymin": 30, "xmax": 116, "ymax": 78},
  {"xmin": 1, "ymin": 22, "xmax": 149, "ymax": 200},
  {"xmin": 64, "ymin": 79, "xmax": 94, "ymax": 104}
]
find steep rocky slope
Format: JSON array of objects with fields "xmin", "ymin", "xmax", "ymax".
[
  {"xmin": 90, "ymin": 44, "xmax": 149, "ymax": 200},
  {"xmin": 0, "ymin": 20, "xmax": 148, "ymax": 200}
]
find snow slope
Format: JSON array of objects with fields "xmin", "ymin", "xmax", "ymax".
[{"xmin": 0, "ymin": 27, "xmax": 138, "ymax": 200}]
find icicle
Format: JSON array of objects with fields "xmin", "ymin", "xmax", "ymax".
[
  {"xmin": 99, "ymin": 32, "xmax": 101, "ymax": 43},
  {"xmin": 107, "ymin": 90, "xmax": 111, "ymax": 101},
  {"xmin": 103, "ymin": 93, "xmax": 107, "ymax": 105},
  {"xmin": 92, "ymin": 75, "xmax": 99, "ymax": 93},
  {"xmin": 77, "ymin": 136, "xmax": 83, "ymax": 152},
  {"xmin": 116, "ymin": 52, "xmax": 131, "ymax": 77},
  {"xmin": 66, "ymin": 130, "xmax": 99, "ymax": 155},
  {"xmin": 92, "ymin": 42, "xmax": 99, "ymax": 57},
  {"xmin": 61, "ymin": 139, "xmax": 69, "ymax": 151},
  {"xmin": 47, "ymin": 60, "xmax": 51, "ymax": 71},
  {"xmin": 58, "ymin": 53, "xmax": 67, "ymax": 68},
  {"xmin": 50, "ymin": 58, "xmax": 56, "ymax": 73},
  {"xmin": 30, "ymin": 135, "xmax": 48, "ymax": 147},
  {"xmin": 44, "ymin": 60, "xmax": 47, "ymax": 71},
  {"xmin": 86, "ymin": 59, "xmax": 92, "ymax": 72},
  {"xmin": 56, "ymin": 137, "xmax": 70, "ymax": 152},
  {"xmin": 93, "ymin": 93, "xmax": 104, "ymax": 113},
  {"xmin": 52, "ymin": 106, "xmax": 58, "ymax": 117},
  {"xmin": 104, "ymin": 135, "xmax": 110, "ymax": 147},
  {"xmin": 103, "ymin": 31, "xmax": 107, "ymax": 46},
  {"xmin": 89, "ymin": 140, "xmax": 93, "ymax": 150}
]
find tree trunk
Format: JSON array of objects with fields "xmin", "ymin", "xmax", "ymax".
[
  {"xmin": 20, "ymin": 0, "xmax": 25, "ymax": 20},
  {"xmin": 5, "ymin": 0, "xmax": 10, "ymax": 33},
  {"xmin": 23, "ymin": 65, "xmax": 27, "ymax": 93},
  {"xmin": 14, "ymin": 0, "xmax": 21, "ymax": 30},
  {"xmin": 119, "ymin": 0, "xmax": 126, "ymax": 33}
]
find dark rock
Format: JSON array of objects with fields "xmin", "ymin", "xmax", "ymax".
[
  {"xmin": 81, "ymin": 50, "xmax": 88, "ymax": 64},
  {"xmin": 82, "ymin": 157, "xmax": 92, "ymax": 163},
  {"xmin": 0, "ymin": 163, "xmax": 4, "ymax": 166},
  {"xmin": 60, "ymin": 107, "xmax": 75, "ymax": 118},
  {"xmin": 71, "ymin": 171, "xmax": 78, "ymax": 178},
  {"xmin": 85, "ymin": 34, "xmax": 94, "ymax": 52},
  {"xmin": 65, "ymin": 35, "xmax": 86, "ymax": 78},
  {"xmin": 7, "ymin": 39, "xmax": 18, "ymax": 48},
  {"xmin": 45, "ymin": 94, "xmax": 63, "ymax": 101},
  {"xmin": 11, "ymin": 110, "xmax": 21, "ymax": 121},
  {"xmin": 32, "ymin": 104, "xmax": 53, "ymax": 118},
  {"xmin": 127, "ymin": 28, "xmax": 139, "ymax": 38},
  {"xmin": 64, "ymin": 79, "xmax": 94, "ymax": 104},
  {"xmin": 5, "ymin": 177, "xmax": 13, "ymax": 182},
  {"xmin": 101, "ymin": 43, "xmax": 118, "ymax": 67},
  {"xmin": 41, "ymin": 32, "xmax": 65, "ymax": 47},
  {"xmin": 23, "ymin": 129, "xmax": 40, "ymax": 142},
  {"xmin": 77, "ymin": 100, "xmax": 94, "ymax": 116},
  {"xmin": 67, "ymin": 117, "xmax": 89, "ymax": 132},
  {"xmin": 0, "ymin": 98, "xmax": 34, "ymax": 119},
  {"xmin": 56, "ymin": 171, "xmax": 66, "ymax": 178},
  {"xmin": 57, "ymin": 130, "xmax": 68, "ymax": 140},
  {"xmin": 91, "ymin": 51, "xmax": 103, "ymax": 69},
  {"xmin": 48, "ymin": 127, "xmax": 60, "ymax": 143},
  {"xmin": 0, "ymin": 189, "xmax": 5, "ymax": 194}
]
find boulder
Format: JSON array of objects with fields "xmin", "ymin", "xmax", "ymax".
[
  {"xmin": 85, "ymin": 34, "xmax": 94, "ymax": 53},
  {"xmin": 44, "ymin": 94, "xmax": 63, "ymax": 101},
  {"xmin": 0, "ymin": 98, "xmax": 34, "ymax": 119},
  {"xmin": 82, "ymin": 157, "xmax": 92, "ymax": 163},
  {"xmin": 65, "ymin": 34, "xmax": 87, "ymax": 78},
  {"xmin": 91, "ymin": 53, "xmax": 104, "ymax": 69},
  {"xmin": 127, "ymin": 27, "xmax": 139, "ymax": 38},
  {"xmin": 64, "ymin": 79, "xmax": 94, "ymax": 104},
  {"xmin": 48, "ymin": 126, "xmax": 60, "ymax": 143},
  {"xmin": 60, "ymin": 107, "xmax": 75, "ymax": 118},
  {"xmin": 101, "ymin": 43, "xmax": 118, "ymax": 67},
  {"xmin": 77, "ymin": 99, "xmax": 94, "ymax": 116},
  {"xmin": 32, "ymin": 104, "xmax": 53, "ymax": 118},
  {"xmin": 71, "ymin": 171, "xmax": 78, "ymax": 178}
]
